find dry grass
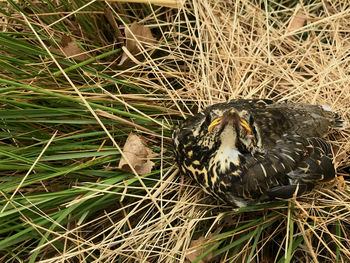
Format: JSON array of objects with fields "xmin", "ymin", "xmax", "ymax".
[{"xmin": 1, "ymin": 0, "xmax": 350, "ymax": 262}]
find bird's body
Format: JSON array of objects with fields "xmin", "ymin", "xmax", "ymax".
[{"xmin": 172, "ymin": 99, "xmax": 343, "ymax": 207}]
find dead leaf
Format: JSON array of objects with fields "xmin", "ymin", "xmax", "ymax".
[
  {"xmin": 119, "ymin": 22, "xmax": 156, "ymax": 65},
  {"xmin": 118, "ymin": 133, "xmax": 155, "ymax": 175},
  {"xmin": 52, "ymin": 35, "xmax": 89, "ymax": 61},
  {"xmin": 332, "ymin": 143, "xmax": 348, "ymax": 164},
  {"xmin": 104, "ymin": 7, "xmax": 123, "ymax": 43},
  {"xmin": 185, "ymin": 236, "xmax": 215, "ymax": 263},
  {"xmin": 288, "ymin": 13, "xmax": 306, "ymax": 32},
  {"xmin": 323, "ymin": 1, "xmax": 337, "ymax": 15},
  {"xmin": 335, "ymin": 176, "xmax": 346, "ymax": 191},
  {"xmin": 287, "ymin": 9, "xmax": 307, "ymax": 40}
]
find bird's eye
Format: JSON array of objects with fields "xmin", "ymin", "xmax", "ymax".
[{"xmin": 208, "ymin": 117, "xmax": 222, "ymax": 132}]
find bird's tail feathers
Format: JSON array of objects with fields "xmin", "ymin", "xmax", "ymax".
[
  {"xmin": 321, "ymin": 105, "xmax": 347, "ymax": 129},
  {"xmin": 333, "ymin": 112, "xmax": 347, "ymax": 129}
]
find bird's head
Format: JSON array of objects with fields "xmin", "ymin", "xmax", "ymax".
[
  {"xmin": 206, "ymin": 109, "xmax": 257, "ymax": 154},
  {"xmin": 172, "ymin": 105, "xmax": 261, "ymax": 167}
]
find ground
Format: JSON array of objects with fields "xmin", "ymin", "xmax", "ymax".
[{"xmin": 0, "ymin": 0, "xmax": 349, "ymax": 262}]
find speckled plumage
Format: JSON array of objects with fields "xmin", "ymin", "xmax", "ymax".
[{"xmin": 172, "ymin": 99, "xmax": 343, "ymax": 207}]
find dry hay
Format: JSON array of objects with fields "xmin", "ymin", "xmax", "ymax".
[
  {"xmin": 65, "ymin": 1, "xmax": 349, "ymax": 262},
  {"xmin": 6, "ymin": 0, "xmax": 350, "ymax": 262}
]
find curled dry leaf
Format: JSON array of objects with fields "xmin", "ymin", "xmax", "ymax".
[
  {"xmin": 287, "ymin": 8, "xmax": 307, "ymax": 40},
  {"xmin": 323, "ymin": 1, "xmax": 337, "ymax": 15},
  {"xmin": 118, "ymin": 133, "xmax": 155, "ymax": 175},
  {"xmin": 335, "ymin": 176, "xmax": 346, "ymax": 191},
  {"xmin": 104, "ymin": 8, "xmax": 123, "ymax": 43},
  {"xmin": 119, "ymin": 22, "xmax": 156, "ymax": 65},
  {"xmin": 288, "ymin": 12, "xmax": 306, "ymax": 32},
  {"xmin": 185, "ymin": 236, "xmax": 215, "ymax": 263},
  {"xmin": 332, "ymin": 144, "xmax": 347, "ymax": 164},
  {"xmin": 52, "ymin": 35, "xmax": 89, "ymax": 61}
]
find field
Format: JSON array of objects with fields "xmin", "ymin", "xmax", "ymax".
[{"xmin": 0, "ymin": 0, "xmax": 349, "ymax": 262}]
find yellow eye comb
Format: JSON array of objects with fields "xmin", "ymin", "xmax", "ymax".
[
  {"xmin": 240, "ymin": 119, "xmax": 251, "ymax": 134},
  {"xmin": 208, "ymin": 113, "xmax": 251, "ymax": 135},
  {"xmin": 208, "ymin": 117, "xmax": 222, "ymax": 132}
]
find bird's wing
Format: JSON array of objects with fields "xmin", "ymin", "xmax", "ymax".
[{"xmin": 227, "ymin": 136, "xmax": 335, "ymax": 202}]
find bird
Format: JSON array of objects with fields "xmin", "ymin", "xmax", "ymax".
[{"xmin": 172, "ymin": 99, "xmax": 344, "ymax": 207}]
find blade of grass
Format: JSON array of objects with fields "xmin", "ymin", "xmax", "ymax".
[
  {"xmin": 0, "ymin": 78, "xmax": 151, "ymax": 122},
  {"xmin": 285, "ymin": 201, "xmax": 295, "ymax": 263},
  {"xmin": 336, "ymin": 220, "xmax": 341, "ymax": 262},
  {"xmin": 245, "ymin": 224, "xmax": 263, "ymax": 263},
  {"xmin": 53, "ymin": 48, "xmax": 122, "ymax": 76}
]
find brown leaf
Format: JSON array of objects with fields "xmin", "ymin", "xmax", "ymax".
[
  {"xmin": 335, "ymin": 176, "xmax": 346, "ymax": 191},
  {"xmin": 119, "ymin": 22, "xmax": 156, "ymax": 65},
  {"xmin": 288, "ymin": 13, "xmax": 306, "ymax": 32},
  {"xmin": 333, "ymin": 144, "xmax": 347, "ymax": 164},
  {"xmin": 104, "ymin": 8, "xmax": 123, "ymax": 43},
  {"xmin": 118, "ymin": 133, "xmax": 155, "ymax": 175},
  {"xmin": 52, "ymin": 35, "xmax": 89, "ymax": 61},
  {"xmin": 185, "ymin": 236, "xmax": 215, "ymax": 263},
  {"xmin": 323, "ymin": 1, "xmax": 337, "ymax": 15},
  {"xmin": 287, "ymin": 10, "xmax": 307, "ymax": 40}
]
